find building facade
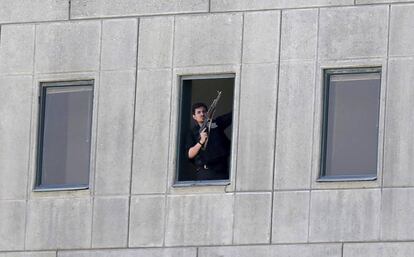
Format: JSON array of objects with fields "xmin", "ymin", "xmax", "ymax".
[{"xmin": 1, "ymin": 0, "xmax": 414, "ymax": 256}]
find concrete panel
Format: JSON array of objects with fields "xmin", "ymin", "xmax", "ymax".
[
  {"xmin": 309, "ymin": 189, "xmax": 381, "ymax": 242},
  {"xmin": 270, "ymin": 244, "xmax": 342, "ymax": 257},
  {"xmin": 165, "ymin": 194, "xmax": 233, "ymax": 246},
  {"xmin": 275, "ymin": 61, "xmax": 315, "ymax": 190},
  {"xmin": 92, "ymin": 196, "xmax": 129, "ymax": 248},
  {"xmin": 389, "ymin": 5, "xmax": 414, "ymax": 57},
  {"xmin": 0, "ymin": 0, "xmax": 68, "ymax": 23},
  {"xmin": 358, "ymin": 0, "xmax": 414, "ymax": 3},
  {"xmin": 199, "ymin": 244, "xmax": 341, "ymax": 257},
  {"xmin": 101, "ymin": 19, "xmax": 138, "ymax": 71},
  {"xmin": 94, "ymin": 70, "xmax": 135, "ymax": 195},
  {"xmin": 318, "ymin": 6, "xmax": 388, "ymax": 60},
  {"xmin": 344, "ymin": 242, "xmax": 414, "ymax": 257},
  {"xmin": 0, "ymin": 201, "xmax": 25, "ymax": 250},
  {"xmin": 272, "ymin": 191, "xmax": 310, "ymax": 243},
  {"xmin": 129, "ymin": 195, "xmax": 166, "ymax": 247},
  {"xmin": 381, "ymin": 188, "xmax": 414, "ymax": 240},
  {"xmin": 0, "ymin": 76, "xmax": 32, "ymax": 200},
  {"xmin": 0, "ymin": 25, "xmax": 35, "ymax": 75},
  {"xmin": 35, "ymin": 21, "xmax": 101, "ymax": 74},
  {"xmin": 174, "ymin": 14, "xmax": 243, "ymax": 67},
  {"xmin": 138, "ymin": 17, "xmax": 174, "ymax": 69},
  {"xmin": 211, "ymin": 0, "xmax": 353, "ymax": 11},
  {"xmin": 26, "ymin": 198, "xmax": 92, "ymax": 250},
  {"xmin": 236, "ymin": 64, "xmax": 278, "ymax": 191},
  {"xmin": 71, "ymin": 0, "xmax": 208, "ymax": 19},
  {"xmin": 199, "ymin": 246, "xmax": 271, "ymax": 257},
  {"xmin": 383, "ymin": 58, "xmax": 414, "ymax": 187},
  {"xmin": 0, "ymin": 253, "xmax": 56, "ymax": 257},
  {"xmin": 233, "ymin": 193, "xmax": 272, "ymax": 244},
  {"xmin": 131, "ymin": 69, "xmax": 171, "ymax": 194},
  {"xmin": 280, "ymin": 9, "xmax": 318, "ymax": 61},
  {"xmin": 242, "ymin": 11, "xmax": 280, "ymax": 64},
  {"xmin": 58, "ymin": 248, "xmax": 196, "ymax": 257}
]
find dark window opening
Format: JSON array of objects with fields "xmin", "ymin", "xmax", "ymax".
[
  {"xmin": 176, "ymin": 75, "xmax": 235, "ymax": 184},
  {"xmin": 35, "ymin": 80, "xmax": 94, "ymax": 190},
  {"xmin": 319, "ymin": 68, "xmax": 381, "ymax": 181}
]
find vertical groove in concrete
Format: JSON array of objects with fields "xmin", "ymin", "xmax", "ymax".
[
  {"xmin": 68, "ymin": 0, "xmax": 71, "ymax": 20},
  {"xmin": 89, "ymin": 18, "xmax": 105, "ymax": 249},
  {"xmin": 126, "ymin": 17, "xmax": 141, "ymax": 248},
  {"xmin": 378, "ymin": 4, "xmax": 392, "ymax": 242},
  {"xmin": 341, "ymin": 242, "xmax": 344, "ymax": 257},
  {"xmin": 269, "ymin": 9, "xmax": 283, "ymax": 245},
  {"xmin": 163, "ymin": 15, "xmax": 177, "ymax": 247}
]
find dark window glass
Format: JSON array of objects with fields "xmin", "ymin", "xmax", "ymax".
[
  {"xmin": 320, "ymin": 69, "xmax": 381, "ymax": 180},
  {"xmin": 176, "ymin": 76, "xmax": 235, "ymax": 184},
  {"xmin": 36, "ymin": 81, "xmax": 94, "ymax": 189}
]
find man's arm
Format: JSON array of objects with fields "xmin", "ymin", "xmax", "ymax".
[
  {"xmin": 188, "ymin": 128, "xmax": 208, "ymax": 159},
  {"xmin": 216, "ymin": 112, "xmax": 233, "ymax": 129}
]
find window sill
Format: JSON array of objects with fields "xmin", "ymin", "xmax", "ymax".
[
  {"xmin": 173, "ymin": 180, "xmax": 230, "ymax": 187},
  {"xmin": 317, "ymin": 175, "xmax": 377, "ymax": 182},
  {"xmin": 33, "ymin": 185, "xmax": 89, "ymax": 192}
]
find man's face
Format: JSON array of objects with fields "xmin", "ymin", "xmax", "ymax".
[{"xmin": 192, "ymin": 106, "xmax": 207, "ymax": 124}]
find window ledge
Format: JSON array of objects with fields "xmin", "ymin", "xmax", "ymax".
[
  {"xmin": 33, "ymin": 185, "xmax": 89, "ymax": 192},
  {"xmin": 317, "ymin": 175, "xmax": 377, "ymax": 182},
  {"xmin": 173, "ymin": 180, "xmax": 230, "ymax": 187}
]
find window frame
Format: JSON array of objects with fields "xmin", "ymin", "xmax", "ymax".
[
  {"xmin": 34, "ymin": 80, "xmax": 95, "ymax": 191},
  {"xmin": 174, "ymin": 73, "xmax": 236, "ymax": 186},
  {"xmin": 318, "ymin": 67, "xmax": 382, "ymax": 182}
]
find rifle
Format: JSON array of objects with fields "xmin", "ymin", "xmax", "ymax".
[{"xmin": 199, "ymin": 91, "xmax": 222, "ymax": 150}]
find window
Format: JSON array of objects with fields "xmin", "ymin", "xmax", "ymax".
[
  {"xmin": 319, "ymin": 68, "xmax": 381, "ymax": 181},
  {"xmin": 176, "ymin": 75, "xmax": 235, "ymax": 184},
  {"xmin": 35, "ymin": 80, "xmax": 94, "ymax": 190}
]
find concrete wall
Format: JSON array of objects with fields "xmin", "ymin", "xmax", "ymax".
[{"xmin": 1, "ymin": 0, "xmax": 414, "ymax": 256}]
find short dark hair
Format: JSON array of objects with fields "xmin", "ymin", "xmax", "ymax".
[{"xmin": 191, "ymin": 102, "xmax": 207, "ymax": 115}]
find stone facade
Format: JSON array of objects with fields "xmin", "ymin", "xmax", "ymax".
[{"xmin": 1, "ymin": 0, "xmax": 414, "ymax": 256}]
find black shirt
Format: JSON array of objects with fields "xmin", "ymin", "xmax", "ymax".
[{"xmin": 186, "ymin": 112, "xmax": 232, "ymax": 167}]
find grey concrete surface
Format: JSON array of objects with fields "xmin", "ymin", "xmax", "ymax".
[
  {"xmin": 0, "ymin": 76, "xmax": 32, "ymax": 200},
  {"xmin": 25, "ymin": 198, "xmax": 92, "ymax": 250},
  {"xmin": 70, "ymin": 0, "xmax": 208, "ymax": 19},
  {"xmin": 174, "ymin": 14, "xmax": 243, "ymax": 67},
  {"xmin": 381, "ymin": 188, "xmax": 414, "ymax": 240},
  {"xmin": 132, "ymin": 69, "xmax": 172, "ymax": 194},
  {"xmin": 91, "ymin": 196, "xmax": 129, "ymax": 248},
  {"xmin": 275, "ymin": 61, "xmax": 315, "ymax": 190},
  {"xmin": 0, "ymin": 200, "xmax": 26, "ymax": 250},
  {"xmin": 58, "ymin": 248, "xmax": 197, "ymax": 257},
  {"xmin": 343, "ymin": 242, "xmax": 414, "ymax": 257},
  {"xmin": 211, "ymin": 0, "xmax": 353, "ymax": 12},
  {"xmin": 0, "ymin": 253, "xmax": 56, "ymax": 257},
  {"xmin": 94, "ymin": 70, "xmax": 135, "ymax": 195},
  {"xmin": 138, "ymin": 16, "xmax": 174, "ymax": 69},
  {"xmin": 236, "ymin": 63, "xmax": 278, "ymax": 191},
  {"xmin": 309, "ymin": 189, "xmax": 381, "ymax": 242},
  {"xmin": 242, "ymin": 11, "xmax": 280, "ymax": 64},
  {"xmin": 35, "ymin": 21, "xmax": 101, "ymax": 74},
  {"xmin": 129, "ymin": 195, "xmax": 166, "ymax": 247},
  {"xmin": 233, "ymin": 193, "xmax": 272, "ymax": 244},
  {"xmin": 165, "ymin": 194, "xmax": 233, "ymax": 246},
  {"xmin": 0, "ymin": 0, "xmax": 68, "ymax": 24},
  {"xmin": 383, "ymin": 58, "xmax": 414, "ymax": 187},
  {"xmin": 357, "ymin": 0, "xmax": 414, "ymax": 3},
  {"xmin": 389, "ymin": 4, "xmax": 414, "ymax": 57},
  {"xmin": 318, "ymin": 5, "xmax": 388, "ymax": 60},
  {"xmin": 0, "ymin": 25, "xmax": 35, "ymax": 75},
  {"xmin": 101, "ymin": 19, "xmax": 138, "ymax": 71},
  {"xmin": 280, "ymin": 9, "xmax": 318, "ymax": 61},
  {"xmin": 272, "ymin": 191, "xmax": 310, "ymax": 243}
]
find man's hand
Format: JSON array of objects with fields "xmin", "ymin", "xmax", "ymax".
[{"xmin": 199, "ymin": 128, "xmax": 208, "ymax": 145}]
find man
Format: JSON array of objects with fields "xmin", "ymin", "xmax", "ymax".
[{"xmin": 186, "ymin": 102, "xmax": 232, "ymax": 180}]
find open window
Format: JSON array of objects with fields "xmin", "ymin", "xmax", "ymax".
[
  {"xmin": 35, "ymin": 80, "xmax": 94, "ymax": 191},
  {"xmin": 319, "ymin": 68, "xmax": 381, "ymax": 181},
  {"xmin": 176, "ymin": 75, "xmax": 235, "ymax": 184}
]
